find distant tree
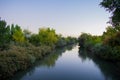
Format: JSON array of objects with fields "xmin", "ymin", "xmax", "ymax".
[
  {"xmin": 0, "ymin": 20, "xmax": 7, "ymax": 48},
  {"xmin": 12, "ymin": 25, "xmax": 25, "ymax": 43},
  {"xmin": 100, "ymin": 0, "xmax": 120, "ymax": 26},
  {"xmin": 78, "ymin": 33, "xmax": 91, "ymax": 48},
  {"xmin": 55, "ymin": 35, "xmax": 67, "ymax": 47},
  {"xmin": 103, "ymin": 26, "xmax": 117, "ymax": 37},
  {"xmin": 38, "ymin": 28, "xmax": 58, "ymax": 46},
  {"xmin": 5, "ymin": 25, "xmax": 11, "ymax": 43},
  {"xmin": 29, "ymin": 28, "xmax": 58, "ymax": 46},
  {"xmin": 23, "ymin": 29, "xmax": 31, "ymax": 41},
  {"xmin": 102, "ymin": 26, "xmax": 120, "ymax": 39},
  {"xmin": 0, "ymin": 19, "xmax": 11, "ymax": 49},
  {"xmin": 102, "ymin": 25, "xmax": 120, "ymax": 46},
  {"xmin": 29, "ymin": 34, "xmax": 40, "ymax": 46}
]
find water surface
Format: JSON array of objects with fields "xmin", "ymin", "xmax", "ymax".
[{"xmin": 12, "ymin": 45, "xmax": 120, "ymax": 80}]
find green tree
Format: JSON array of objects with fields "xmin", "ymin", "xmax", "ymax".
[
  {"xmin": 29, "ymin": 34, "xmax": 40, "ymax": 46},
  {"xmin": 102, "ymin": 26, "xmax": 120, "ymax": 42},
  {"xmin": 38, "ymin": 27, "xmax": 58, "ymax": 46},
  {"xmin": 0, "ymin": 20, "xmax": 7, "ymax": 48},
  {"xmin": 100, "ymin": 0, "xmax": 120, "ymax": 26},
  {"xmin": 0, "ymin": 19, "xmax": 11, "ymax": 49},
  {"xmin": 5, "ymin": 25, "xmax": 11, "ymax": 43},
  {"xmin": 12, "ymin": 25, "xmax": 25, "ymax": 43},
  {"xmin": 55, "ymin": 35, "xmax": 67, "ymax": 47},
  {"xmin": 29, "ymin": 27, "xmax": 58, "ymax": 46},
  {"xmin": 23, "ymin": 29, "xmax": 31, "ymax": 42},
  {"xmin": 103, "ymin": 26, "xmax": 117, "ymax": 38}
]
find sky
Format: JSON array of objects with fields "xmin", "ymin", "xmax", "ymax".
[{"xmin": 0, "ymin": 0, "xmax": 110, "ymax": 37}]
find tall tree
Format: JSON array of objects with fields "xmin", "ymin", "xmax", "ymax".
[
  {"xmin": 12, "ymin": 25, "xmax": 25, "ymax": 43},
  {"xmin": 0, "ymin": 19, "xmax": 11, "ymax": 49},
  {"xmin": 0, "ymin": 20, "xmax": 7, "ymax": 48},
  {"xmin": 23, "ymin": 29, "xmax": 31, "ymax": 42},
  {"xmin": 100, "ymin": 0, "xmax": 120, "ymax": 26},
  {"xmin": 5, "ymin": 25, "xmax": 11, "ymax": 43},
  {"xmin": 38, "ymin": 28, "xmax": 58, "ymax": 46},
  {"xmin": 29, "ymin": 34, "xmax": 40, "ymax": 46}
]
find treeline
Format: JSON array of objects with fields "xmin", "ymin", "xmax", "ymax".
[
  {"xmin": 0, "ymin": 19, "xmax": 77, "ymax": 50},
  {"xmin": 78, "ymin": 25, "xmax": 120, "ymax": 61},
  {"xmin": 0, "ymin": 19, "xmax": 77, "ymax": 80},
  {"xmin": 78, "ymin": 0, "xmax": 120, "ymax": 61}
]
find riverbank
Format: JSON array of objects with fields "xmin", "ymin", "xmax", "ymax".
[
  {"xmin": 0, "ymin": 43, "xmax": 52, "ymax": 80},
  {"xmin": 78, "ymin": 26, "xmax": 120, "ymax": 61},
  {"xmin": 79, "ymin": 47, "xmax": 120, "ymax": 80},
  {"xmin": 11, "ymin": 44, "xmax": 120, "ymax": 80},
  {"xmin": 0, "ymin": 19, "xmax": 77, "ymax": 80},
  {"xmin": 0, "ymin": 42, "xmax": 77, "ymax": 80}
]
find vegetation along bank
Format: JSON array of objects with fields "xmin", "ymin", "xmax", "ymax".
[{"xmin": 0, "ymin": 19, "xmax": 77, "ymax": 80}]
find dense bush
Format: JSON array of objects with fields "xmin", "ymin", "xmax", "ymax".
[
  {"xmin": 55, "ymin": 37, "xmax": 67, "ymax": 47},
  {"xmin": 93, "ymin": 44, "xmax": 120, "ymax": 61},
  {"xmin": 78, "ymin": 26, "xmax": 120, "ymax": 61},
  {"xmin": 103, "ymin": 32, "xmax": 120, "ymax": 47},
  {"xmin": 0, "ymin": 44, "xmax": 51, "ymax": 80},
  {"xmin": 0, "ymin": 19, "xmax": 77, "ymax": 80},
  {"xmin": 56, "ymin": 35, "xmax": 77, "ymax": 47},
  {"xmin": 78, "ymin": 33, "xmax": 102, "ymax": 51}
]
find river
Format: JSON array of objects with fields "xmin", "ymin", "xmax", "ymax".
[{"xmin": 12, "ymin": 44, "xmax": 120, "ymax": 80}]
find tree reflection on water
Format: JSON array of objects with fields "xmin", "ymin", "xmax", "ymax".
[
  {"xmin": 12, "ymin": 44, "xmax": 76, "ymax": 80},
  {"xmin": 79, "ymin": 47, "xmax": 120, "ymax": 80}
]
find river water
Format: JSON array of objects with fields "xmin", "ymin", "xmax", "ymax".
[{"xmin": 12, "ymin": 45, "xmax": 120, "ymax": 80}]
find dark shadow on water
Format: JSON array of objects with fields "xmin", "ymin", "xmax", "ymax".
[
  {"xmin": 12, "ymin": 44, "xmax": 76, "ymax": 80},
  {"xmin": 78, "ymin": 47, "xmax": 120, "ymax": 80}
]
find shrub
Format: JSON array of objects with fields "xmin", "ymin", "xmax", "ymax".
[
  {"xmin": 0, "ymin": 44, "xmax": 52, "ymax": 80},
  {"xmin": 93, "ymin": 44, "xmax": 120, "ymax": 61},
  {"xmin": 0, "ymin": 49, "xmax": 32, "ymax": 79}
]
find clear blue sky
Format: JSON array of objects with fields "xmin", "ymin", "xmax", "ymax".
[{"xmin": 0, "ymin": 0, "xmax": 110, "ymax": 37}]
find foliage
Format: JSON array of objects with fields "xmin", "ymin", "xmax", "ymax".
[
  {"xmin": 38, "ymin": 27, "xmax": 58, "ymax": 46},
  {"xmin": 0, "ymin": 19, "xmax": 77, "ymax": 49},
  {"xmin": 102, "ymin": 26, "xmax": 120, "ymax": 39},
  {"xmin": 0, "ymin": 20, "xmax": 11, "ymax": 49},
  {"xmin": 56, "ymin": 36, "xmax": 67, "ymax": 47},
  {"xmin": 93, "ymin": 44, "xmax": 120, "ymax": 61},
  {"xmin": 78, "ymin": 26, "xmax": 120, "ymax": 61},
  {"xmin": 78, "ymin": 33, "xmax": 91, "ymax": 48},
  {"xmin": 0, "ymin": 44, "xmax": 51, "ymax": 80},
  {"xmin": 29, "ymin": 27, "xmax": 59, "ymax": 47},
  {"xmin": 65, "ymin": 36, "xmax": 77, "ymax": 44},
  {"xmin": 23, "ymin": 29, "xmax": 31, "ymax": 41},
  {"xmin": 0, "ymin": 20, "xmax": 26, "ymax": 49},
  {"xmin": 12, "ymin": 25, "xmax": 25, "ymax": 43},
  {"xmin": 0, "ymin": 19, "xmax": 77, "ymax": 80},
  {"xmin": 100, "ymin": 0, "xmax": 120, "ymax": 26},
  {"xmin": 103, "ymin": 31, "xmax": 120, "ymax": 47},
  {"xmin": 29, "ymin": 34, "xmax": 40, "ymax": 46},
  {"xmin": 84, "ymin": 0, "xmax": 120, "ymax": 61},
  {"xmin": 55, "ymin": 35, "xmax": 77, "ymax": 47},
  {"xmin": 102, "ymin": 25, "xmax": 120, "ymax": 46},
  {"xmin": 29, "ymin": 28, "xmax": 77, "ymax": 47},
  {"xmin": 78, "ymin": 33, "xmax": 102, "ymax": 51}
]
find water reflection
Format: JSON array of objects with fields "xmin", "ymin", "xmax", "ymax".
[
  {"xmin": 12, "ymin": 44, "xmax": 120, "ymax": 80},
  {"xmin": 12, "ymin": 44, "xmax": 76, "ymax": 80},
  {"xmin": 35, "ymin": 44, "xmax": 76, "ymax": 67},
  {"xmin": 79, "ymin": 47, "xmax": 120, "ymax": 80}
]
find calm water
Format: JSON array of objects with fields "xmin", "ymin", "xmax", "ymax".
[{"xmin": 12, "ymin": 45, "xmax": 120, "ymax": 80}]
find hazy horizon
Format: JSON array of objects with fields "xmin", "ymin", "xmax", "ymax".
[{"xmin": 0, "ymin": 0, "xmax": 110, "ymax": 37}]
